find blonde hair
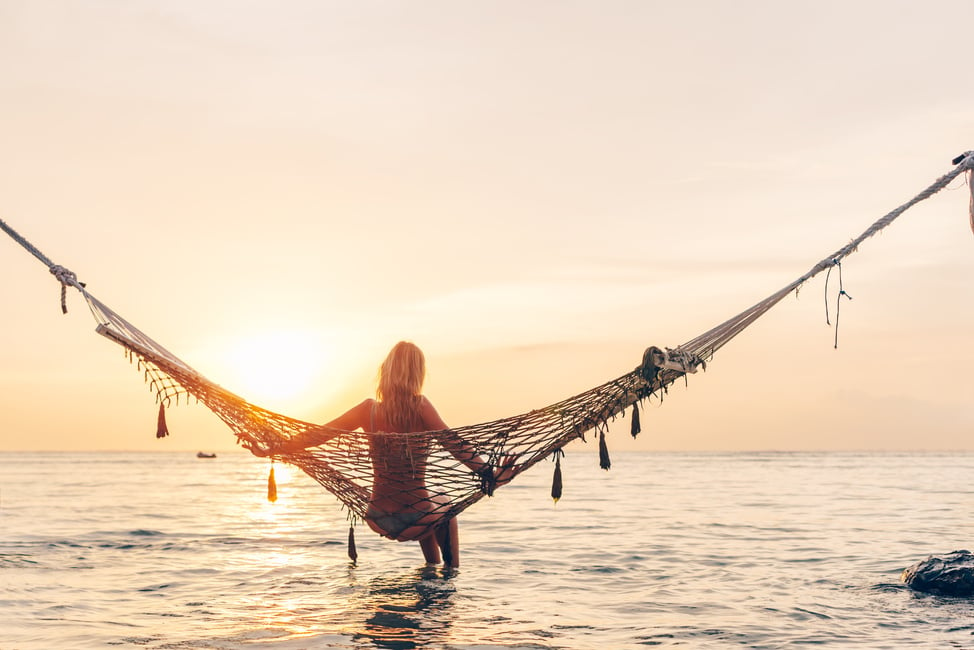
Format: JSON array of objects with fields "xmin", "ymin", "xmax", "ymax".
[{"xmin": 376, "ymin": 341, "xmax": 426, "ymax": 432}]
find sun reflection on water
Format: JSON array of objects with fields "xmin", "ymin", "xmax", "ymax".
[
  {"xmin": 193, "ymin": 457, "xmax": 466, "ymax": 648},
  {"xmin": 348, "ymin": 568, "xmax": 458, "ymax": 649},
  {"xmin": 219, "ymin": 561, "xmax": 460, "ymax": 648}
]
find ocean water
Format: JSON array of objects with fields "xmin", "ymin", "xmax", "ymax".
[{"xmin": 2, "ymin": 450, "xmax": 974, "ymax": 649}]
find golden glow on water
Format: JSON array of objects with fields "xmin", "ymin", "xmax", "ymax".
[{"xmin": 267, "ymin": 462, "xmax": 294, "ymax": 485}]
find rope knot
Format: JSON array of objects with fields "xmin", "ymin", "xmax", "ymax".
[
  {"xmin": 951, "ymin": 151, "xmax": 974, "ymax": 168},
  {"xmin": 636, "ymin": 346, "xmax": 664, "ymax": 382},
  {"xmin": 49, "ymin": 264, "xmax": 77, "ymax": 285},
  {"xmin": 49, "ymin": 265, "xmax": 80, "ymax": 314}
]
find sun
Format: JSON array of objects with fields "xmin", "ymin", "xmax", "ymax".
[
  {"xmin": 191, "ymin": 324, "xmax": 368, "ymax": 416},
  {"xmin": 217, "ymin": 328, "xmax": 331, "ymax": 408}
]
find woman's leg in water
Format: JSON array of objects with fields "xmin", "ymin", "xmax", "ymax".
[
  {"xmin": 418, "ymin": 533, "xmax": 441, "ymax": 564},
  {"xmin": 435, "ymin": 517, "xmax": 460, "ymax": 567}
]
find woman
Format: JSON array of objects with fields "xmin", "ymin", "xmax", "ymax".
[{"xmin": 250, "ymin": 341, "xmax": 514, "ymax": 567}]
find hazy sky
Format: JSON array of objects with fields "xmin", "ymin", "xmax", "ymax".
[{"xmin": 2, "ymin": 0, "xmax": 973, "ymax": 452}]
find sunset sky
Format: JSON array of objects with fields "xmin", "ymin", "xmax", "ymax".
[{"xmin": 2, "ymin": 1, "xmax": 973, "ymax": 452}]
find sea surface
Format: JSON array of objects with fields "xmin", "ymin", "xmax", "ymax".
[{"xmin": 2, "ymin": 450, "xmax": 974, "ymax": 649}]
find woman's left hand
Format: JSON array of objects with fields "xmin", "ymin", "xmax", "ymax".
[
  {"xmin": 493, "ymin": 454, "xmax": 519, "ymax": 487},
  {"xmin": 239, "ymin": 434, "xmax": 274, "ymax": 457}
]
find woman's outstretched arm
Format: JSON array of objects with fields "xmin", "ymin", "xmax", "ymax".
[
  {"xmin": 244, "ymin": 399, "xmax": 373, "ymax": 456},
  {"xmin": 423, "ymin": 397, "xmax": 517, "ymax": 485}
]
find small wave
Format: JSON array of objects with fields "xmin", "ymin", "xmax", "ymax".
[
  {"xmin": 871, "ymin": 582, "xmax": 909, "ymax": 593},
  {"xmin": 570, "ymin": 564, "xmax": 624, "ymax": 574},
  {"xmin": 0, "ymin": 553, "xmax": 40, "ymax": 568},
  {"xmin": 636, "ymin": 631, "xmax": 677, "ymax": 646},
  {"xmin": 137, "ymin": 583, "xmax": 179, "ymax": 593},
  {"xmin": 46, "ymin": 540, "xmax": 88, "ymax": 549},
  {"xmin": 792, "ymin": 606, "xmax": 833, "ymax": 621}
]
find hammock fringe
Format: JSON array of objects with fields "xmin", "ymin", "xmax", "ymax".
[
  {"xmin": 551, "ymin": 451, "xmax": 563, "ymax": 503},
  {"xmin": 347, "ymin": 525, "xmax": 358, "ymax": 564},
  {"xmin": 156, "ymin": 402, "xmax": 169, "ymax": 439},
  {"xmin": 598, "ymin": 430, "xmax": 611, "ymax": 470},
  {"xmin": 267, "ymin": 465, "xmax": 277, "ymax": 503}
]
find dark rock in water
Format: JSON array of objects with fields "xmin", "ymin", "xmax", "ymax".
[{"xmin": 902, "ymin": 550, "xmax": 974, "ymax": 596}]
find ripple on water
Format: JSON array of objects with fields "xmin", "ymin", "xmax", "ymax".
[{"xmin": 0, "ymin": 553, "xmax": 41, "ymax": 568}]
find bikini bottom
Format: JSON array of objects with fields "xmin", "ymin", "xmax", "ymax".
[{"xmin": 366, "ymin": 507, "xmax": 427, "ymax": 539}]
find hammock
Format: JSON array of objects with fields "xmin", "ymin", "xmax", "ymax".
[{"xmin": 3, "ymin": 151, "xmax": 973, "ymax": 557}]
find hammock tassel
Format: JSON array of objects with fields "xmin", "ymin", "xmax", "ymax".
[
  {"xmin": 551, "ymin": 452, "xmax": 563, "ymax": 503},
  {"xmin": 630, "ymin": 401, "xmax": 641, "ymax": 438},
  {"xmin": 155, "ymin": 402, "xmax": 169, "ymax": 438},
  {"xmin": 347, "ymin": 525, "xmax": 358, "ymax": 564},
  {"xmin": 267, "ymin": 464, "xmax": 278, "ymax": 503},
  {"xmin": 599, "ymin": 430, "xmax": 611, "ymax": 470}
]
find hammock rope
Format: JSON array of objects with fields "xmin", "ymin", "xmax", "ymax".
[{"xmin": 2, "ymin": 151, "xmax": 972, "ymax": 547}]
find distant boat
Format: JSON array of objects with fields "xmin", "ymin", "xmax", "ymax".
[{"xmin": 196, "ymin": 452, "xmax": 217, "ymax": 459}]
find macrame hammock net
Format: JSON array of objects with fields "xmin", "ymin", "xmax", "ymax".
[{"xmin": 3, "ymin": 152, "xmax": 973, "ymax": 561}]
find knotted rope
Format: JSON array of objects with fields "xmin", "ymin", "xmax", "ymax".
[
  {"xmin": 677, "ymin": 151, "xmax": 974, "ymax": 361},
  {"xmin": 49, "ymin": 265, "xmax": 81, "ymax": 314},
  {"xmin": 0, "ymin": 220, "xmax": 85, "ymax": 313}
]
